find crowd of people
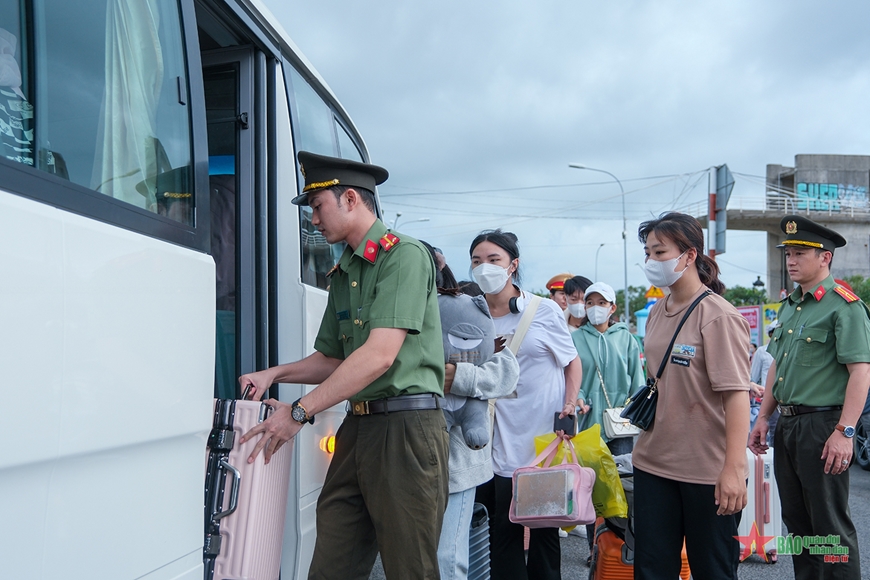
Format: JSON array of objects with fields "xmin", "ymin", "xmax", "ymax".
[{"xmin": 236, "ymin": 152, "xmax": 869, "ymax": 580}]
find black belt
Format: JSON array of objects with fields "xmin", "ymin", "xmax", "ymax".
[
  {"xmin": 350, "ymin": 393, "xmax": 440, "ymax": 416},
  {"xmin": 778, "ymin": 404, "xmax": 842, "ymax": 417}
]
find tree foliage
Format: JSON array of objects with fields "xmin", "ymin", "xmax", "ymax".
[
  {"xmin": 615, "ymin": 285, "xmax": 651, "ymax": 326},
  {"xmin": 723, "ymin": 285, "xmax": 769, "ymax": 307},
  {"xmin": 842, "ymin": 276, "xmax": 870, "ymax": 304}
]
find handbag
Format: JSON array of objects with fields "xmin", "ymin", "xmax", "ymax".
[
  {"xmin": 620, "ymin": 290, "xmax": 711, "ymax": 430},
  {"xmin": 509, "ymin": 437, "xmax": 596, "ymax": 528},
  {"xmin": 596, "ymin": 367, "xmax": 641, "ymax": 439}
]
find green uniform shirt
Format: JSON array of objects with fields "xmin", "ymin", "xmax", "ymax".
[
  {"xmin": 313, "ymin": 219, "xmax": 445, "ymax": 402},
  {"xmin": 768, "ymin": 274, "xmax": 870, "ymax": 406}
]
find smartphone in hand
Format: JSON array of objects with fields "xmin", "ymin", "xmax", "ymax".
[{"xmin": 553, "ymin": 412, "xmax": 577, "ymax": 436}]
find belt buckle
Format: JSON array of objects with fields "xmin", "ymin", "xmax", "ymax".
[
  {"xmin": 352, "ymin": 401, "xmax": 371, "ymax": 416},
  {"xmin": 779, "ymin": 405, "xmax": 795, "ymax": 416}
]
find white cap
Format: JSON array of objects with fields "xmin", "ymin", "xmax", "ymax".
[
  {"xmin": 766, "ymin": 320, "xmax": 779, "ymax": 334},
  {"xmin": 584, "ymin": 282, "xmax": 616, "ymax": 304}
]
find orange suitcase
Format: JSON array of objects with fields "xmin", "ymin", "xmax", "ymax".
[{"xmin": 589, "ymin": 517, "xmax": 690, "ymax": 580}]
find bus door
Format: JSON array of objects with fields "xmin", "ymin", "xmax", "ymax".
[{"xmin": 201, "ymin": 47, "xmax": 266, "ymax": 397}]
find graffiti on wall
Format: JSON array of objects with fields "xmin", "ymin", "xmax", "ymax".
[{"xmin": 796, "ymin": 183, "xmax": 868, "ymax": 211}]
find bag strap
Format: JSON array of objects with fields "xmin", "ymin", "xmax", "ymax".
[
  {"xmin": 509, "ymin": 294, "xmax": 542, "ymax": 356},
  {"xmin": 528, "ymin": 435, "xmax": 562, "ymax": 468},
  {"xmin": 561, "ymin": 438, "xmax": 581, "ymax": 466},
  {"xmin": 651, "ymin": 290, "xmax": 711, "ymax": 383},
  {"xmin": 596, "ymin": 366, "xmax": 614, "ymax": 409}
]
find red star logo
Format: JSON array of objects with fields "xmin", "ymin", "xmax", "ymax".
[{"xmin": 734, "ymin": 521, "xmax": 775, "ymax": 562}]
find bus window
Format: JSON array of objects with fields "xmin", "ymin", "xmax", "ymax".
[
  {"xmin": 337, "ymin": 122, "xmax": 363, "ymax": 162},
  {"xmin": 3, "ymin": 0, "xmax": 194, "ymax": 225},
  {"xmin": 287, "ymin": 66, "xmax": 338, "ymax": 288}
]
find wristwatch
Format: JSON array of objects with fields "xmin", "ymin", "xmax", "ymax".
[
  {"xmin": 835, "ymin": 423, "xmax": 855, "ymax": 438},
  {"xmin": 291, "ymin": 398, "xmax": 314, "ymax": 425}
]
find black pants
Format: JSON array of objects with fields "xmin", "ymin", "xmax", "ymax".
[
  {"xmin": 775, "ymin": 411, "xmax": 861, "ymax": 580},
  {"xmin": 633, "ymin": 468, "xmax": 741, "ymax": 580},
  {"xmin": 475, "ymin": 474, "xmax": 561, "ymax": 580}
]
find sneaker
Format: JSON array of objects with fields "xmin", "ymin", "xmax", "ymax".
[
  {"xmin": 569, "ymin": 526, "xmax": 587, "ymax": 538},
  {"xmin": 558, "ymin": 529, "xmax": 568, "ymax": 538}
]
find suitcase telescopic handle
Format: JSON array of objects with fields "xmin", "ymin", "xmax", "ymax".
[
  {"xmin": 213, "ymin": 459, "xmax": 241, "ymax": 522},
  {"xmin": 242, "ymin": 385, "xmax": 275, "ymax": 423}
]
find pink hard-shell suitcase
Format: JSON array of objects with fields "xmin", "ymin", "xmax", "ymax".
[
  {"xmin": 737, "ymin": 448, "xmax": 782, "ymax": 563},
  {"xmin": 205, "ymin": 397, "xmax": 294, "ymax": 580}
]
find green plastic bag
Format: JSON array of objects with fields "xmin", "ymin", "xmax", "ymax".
[{"xmin": 534, "ymin": 424, "xmax": 628, "ymax": 519}]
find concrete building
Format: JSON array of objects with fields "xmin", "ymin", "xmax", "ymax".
[{"xmin": 706, "ymin": 155, "xmax": 870, "ymax": 299}]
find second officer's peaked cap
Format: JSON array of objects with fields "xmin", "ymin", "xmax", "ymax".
[
  {"xmin": 292, "ymin": 151, "xmax": 389, "ymax": 206},
  {"xmin": 777, "ymin": 215, "xmax": 846, "ymax": 251},
  {"xmin": 546, "ymin": 273, "xmax": 573, "ymax": 292}
]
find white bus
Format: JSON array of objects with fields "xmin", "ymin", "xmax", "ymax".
[{"xmin": 1, "ymin": 0, "xmax": 371, "ymax": 578}]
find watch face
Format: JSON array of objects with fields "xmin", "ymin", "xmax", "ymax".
[
  {"xmin": 291, "ymin": 404, "xmax": 307, "ymax": 423},
  {"xmin": 844, "ymin": 426, "xmax": 855, "ymax": 438}
]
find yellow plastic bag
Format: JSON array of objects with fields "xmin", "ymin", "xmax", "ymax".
[{"xmin": 534, "ymin": 424, "xmax": 628, "ymax": 519}]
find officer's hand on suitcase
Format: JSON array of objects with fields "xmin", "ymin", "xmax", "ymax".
[
  {"xmin": 239, "ymin": 400, "xmax": 301, "ymax": 464},
  {"xmin": 238, "ymin": 371, "xmax": 273, "ymax": 401},
  {"xmin": 748, "ymin": 418, "xmax": 769, "ymax": 456}
]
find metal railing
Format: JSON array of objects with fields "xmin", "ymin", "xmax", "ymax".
[{"xmin": 685, "ymin": 192, "xmax": 870, "ymax": 219}]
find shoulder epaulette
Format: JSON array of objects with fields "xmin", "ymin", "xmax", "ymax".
[
  {"xmin": 379, "ymin": 232, "xmax": 400, "ymax": 252},
  {"xmin": 833, "ymin": 285, "xmax": 860, "ymax": 303}
]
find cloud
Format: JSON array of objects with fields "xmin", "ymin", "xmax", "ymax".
[{"xmin": 266, "ymin": 0, "xmax": 870, "ymax": 293}]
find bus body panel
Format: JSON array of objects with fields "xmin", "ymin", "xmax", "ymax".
[
  {"xmin": 0, "ymin": 190, "xmax": 214, "ymax": 579},
  {"xmin": 2, "ymin": 0, "xmax": 371, "ymax": 576}
]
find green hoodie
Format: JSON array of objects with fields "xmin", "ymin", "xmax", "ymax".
[{"xmin": 572, "ymin": 322, "xmax": 645, "ymax": 442}]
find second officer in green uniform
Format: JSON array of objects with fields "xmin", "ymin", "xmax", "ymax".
[{"xmin": 750, "ymin": 215, "xmax": 870, "ymax": 580}]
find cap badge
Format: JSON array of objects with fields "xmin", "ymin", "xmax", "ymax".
[
  {"xmin": 786, "ymin": 220, "xmax": 797, "ymax": 234},
  {"xmin": 299, "ymin": 164, "xmax": 306, "ymax": 177}
]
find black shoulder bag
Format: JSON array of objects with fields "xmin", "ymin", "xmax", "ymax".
[{"xmin": 621, "ymin": 290, "xmax": 711, "ymax": 430}]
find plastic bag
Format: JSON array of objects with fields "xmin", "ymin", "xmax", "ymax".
[{"xmin": 534, "ymin": 424, "xmax": 628, "ymax": 519}]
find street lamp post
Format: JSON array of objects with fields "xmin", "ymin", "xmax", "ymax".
[
  {"xmin": 393, "ymin": 213, "xmax": 430, "ymax": 230},
  {"xmin": 569, "ymin": 164, "xmax": 630, "ymax": 326},
  {"xmin": 594, "ymin": 243, "xmax": 605, "ymax": 280}
]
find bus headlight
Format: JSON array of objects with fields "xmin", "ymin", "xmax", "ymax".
[{"xmin": 319, "ymin": 435, "xmax": 335, "ymax": 454}]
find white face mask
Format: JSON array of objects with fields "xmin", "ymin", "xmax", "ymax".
[
  {"xmin": 643, "ymin": 252, "xmax": 687, "ymax": 288},
  {"xmin": 586, "ymin": 305, "xmax": 612, "ymax": 326},
  {"xmin": 471, "ymin": 263, "xmax": 511, "ymax": 295},
  {"xmin": 566, "ymin": 302, "xmax": 585, "ymax": 319}
]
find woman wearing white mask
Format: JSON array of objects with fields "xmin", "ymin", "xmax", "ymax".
[
  {"xmin": 573, "ymin": 281, "xmax": 644, "ymax": 561},
  {"xmin": 634, "ymin": 212, "xmax": 750, "ymax": 580},
  {"xmin": 470, "ymin": 229, "xmax": 582, "ymax": 580},
  {"xmin": 564, "ymin": 275, "xmax": 592, "ymax": 330}
]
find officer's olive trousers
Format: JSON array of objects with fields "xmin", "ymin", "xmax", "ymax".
[
  {"xmin": 308, "ymin": 409, "xmax": 449, "ymax": 580},
  {"xmin": 775, "ymin": 411, "xmax": 861, "ymax": 580}
]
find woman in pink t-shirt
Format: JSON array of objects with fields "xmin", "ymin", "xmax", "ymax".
[{"xmin": 633, "ymin": 212, "xmax": 750, "ymax": 580}]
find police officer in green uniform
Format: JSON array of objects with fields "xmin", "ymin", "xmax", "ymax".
[
  {"xmin": 749, "ymin": 215, "xmax": 870, "ymax": 580},
  {"xmin": 238, "ymin": 151, "xmax": 449, "ymax": 580}
]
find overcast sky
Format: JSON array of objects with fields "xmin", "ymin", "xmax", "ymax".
[{"xmin": 265, "ymin": 0, "xmax": 870, "ymax": 302}]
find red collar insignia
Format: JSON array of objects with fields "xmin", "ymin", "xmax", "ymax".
[
  {"xmin": 833, "ymin": 286, "xmax": 859, "ymax": 303},
  {"xmin": 813, "ymin": 285, "xmax": 826, "ymax": 301},
  {"xmin": 363, "ymin": 239, "xmax": 379, "ymax": 264},
  {"xmin": 379, "ymin": 232, "xmax": 400, "ymax": 252}
]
